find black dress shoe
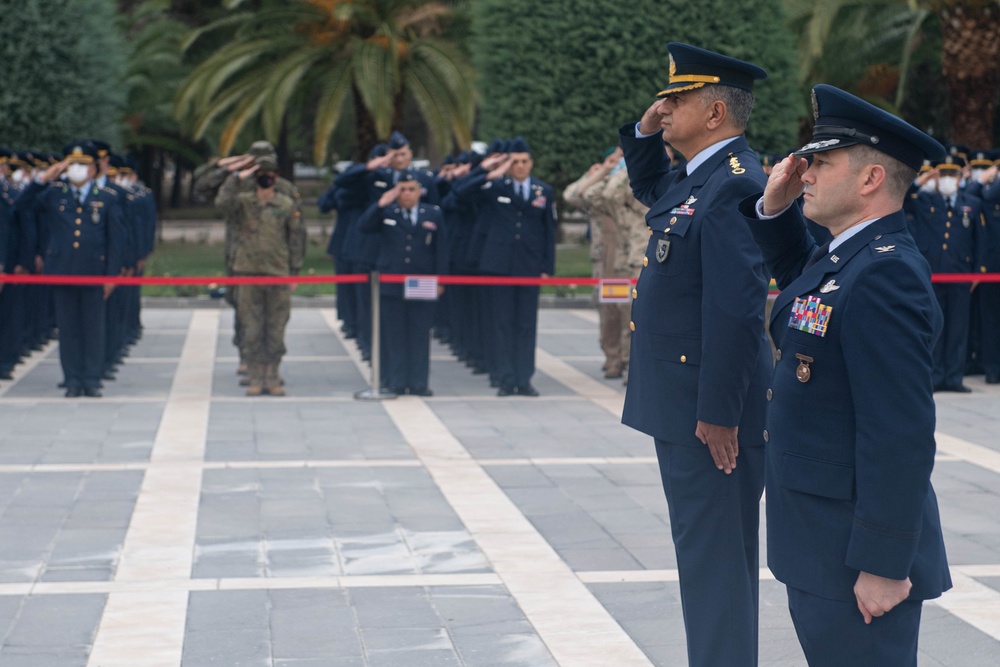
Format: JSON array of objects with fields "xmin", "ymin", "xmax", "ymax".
[
  {"xmin": 497, "ymin": 385, "xmax": 516, "ymax": 397},
  {"xmin": 516, "ymin": 385, "xmax": 540, "ymax": 397},
  {"xmin": 57, "ymin": 381, "xmax": 67, "ymax": 389},
  {"xmin": 0, "ymin": 369, "xmax": 12, "ymax": 381},
  {"xmin": 102, "ymin": 371, "xmax": 117, "ymax": 381},
  {"xmin": 471, "ymin": 366, "xmax": 488, "ymax": 375},
  {"xmin": 65, "ymin": 387, "xmax": 82, "ymax": 398},
  {"xmin": 410, "ymin": 387, "xmax": 433, "ymax": 397},
  {"xmin": 83, "ymin": 387, "xmax": 103, "ymax": 398},
  {"xmin": 943, "ymin": 384, "xmax": 972, "ymax": 393},
  {"xmin": 986, "ymin": 374, "xmax": 1000, "ymax": 384},
  {"xmin": 489, "ymin": 379, "xmax": 500, "ymax": 388}
]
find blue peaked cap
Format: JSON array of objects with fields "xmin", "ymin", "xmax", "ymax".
[{"xmin": 794, "ymin": 84, "xmax": 944, "ymax": 171}]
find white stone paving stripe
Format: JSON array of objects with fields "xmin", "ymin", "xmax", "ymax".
[
  {"xmin": 321, "ymin": 308, "xmax": 652, "ymax": 666},
  {"xmin": 534, "ymin": 347, "xmax": 624, "ymax": 417},
  {"xmin": 936, "ymin": 432, "xmax": 1000, "ymax": 475},
  {"xmin": 87, "ymin": 310, "xmax": 218, "ymax": 667},
  {"xmin": 382, "ymin": 397, "xmax": 654, "ymax": 666},
  {"xmin": 927, "ymin": 570, "xmax": 1000, "ymax": 642}
]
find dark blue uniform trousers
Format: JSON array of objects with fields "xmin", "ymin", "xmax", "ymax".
[
  {"xmin": 655, "ymin": 438, "xmax": 765, "ymax": 667},
  {"xmin": 979, "ymin": 283, "xmax": 1000, "ymax": 377},
  {"xmin": 932, "ymin": 283, "xmax": 971, "ymax": 388},
  {"xmin": 53, "ymin": 286, "xmax": 106, "ymax": 391},
  {"xmin": 380, "ymin": 295, "xmax": 434, "ymax": 391},
  {"xmin": 787, "ymin": 586, "xmax": 921, "ymax": 667},
  {"xmin": 490, "ymin": 284, "xmax": 539, "ymax": 388}
]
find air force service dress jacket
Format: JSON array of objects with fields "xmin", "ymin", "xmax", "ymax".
[
  {"xmin": 619, "ymin": 127, "xmax": 772, "ymax": 448},
  {"xmin": 450, "ymin": 169, "xmax": 556, "ymax": 278},
  {"xmin": 739, "ymin": 199, "xmax": 952, "ymax": 602}
]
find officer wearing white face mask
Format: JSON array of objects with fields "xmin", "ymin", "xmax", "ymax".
[
  {"xmin": 909, "ymin": 152, "xmax": 986, "ymax": 392},
  {"xmin": 15, "ymin": 143, "xmax": 126, "ymax": 397}
]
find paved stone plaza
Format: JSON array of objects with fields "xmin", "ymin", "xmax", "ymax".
[{"xmin": 0, "ymin": 305, "xmax": 997, "ymax": 666}]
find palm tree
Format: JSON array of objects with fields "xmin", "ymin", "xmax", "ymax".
[
  {"xmin": 174, "ymin": 0, "xmax": 476, "ymax": 164},
  {"xmin": 937, "ymin": 1, "xmax": 1000, "ymax": 147},
  {"xmin": 783, "ymin": 0, "xmax": 1000, "ymax": 146}
]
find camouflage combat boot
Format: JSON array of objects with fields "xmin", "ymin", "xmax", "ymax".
[
  {"xmin": 245, "ymin": 364, "xmax": 264, "ymax": 396},
  {"xmin": 264, "ymin": 363, "xmax": 285, "ymax": 396}
]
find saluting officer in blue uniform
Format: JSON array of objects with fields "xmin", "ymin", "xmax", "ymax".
[
  {"xmin": 740, "ymin": 84, "xmax": 951, "ymax": 667},
  {"xmin": 967, "ymin": 150, "xmax": 1000, "ymax": 383},
  {"xmin": 359, "ymin": 171, "xmax": 449, "ymax": 395},
  {"xmin": 19, "ymin": 144, "xmax": 125, "ymax": 397},
  {"xmin": 451, "ymin": 137, "xmax": 555, "ymax": 396},
  {"xmin": 619, "ymin": 43, "xmax": 771, "ymax": 667},
  {"xmin": 909, "ymin": 153, "xmax": 985, "ymax": 391}
]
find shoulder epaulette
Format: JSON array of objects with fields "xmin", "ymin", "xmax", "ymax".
[
  {"xmin": 727, "ymin": 153, "xmax": 746, "ymax": 175},
  {"xmin": 99, "ymin": 185, "xmax": 118, "ymax": 196}
]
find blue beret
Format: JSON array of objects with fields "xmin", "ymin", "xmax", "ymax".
[
  {"xmin": 508, "ymin": 137, "xmax": 531, "ymax": 154},
  {"xmin": 388, "ymin": 131, "xmax": 409, "ymax": 149},
  {"xmin": 657, "ymin": 42, "xmax": 766, "ymax": 97},
  {"xmin": 369, "ymin": 143, "xmax": 389, "ymax": 159},
  {"xmin": 794, "ymin": 84, "xmax": 944, "ymax": 172}
]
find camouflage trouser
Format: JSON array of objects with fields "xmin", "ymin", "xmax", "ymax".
[{"xmin": 236, "ymin": 283, "xmax": 290, "ymax": 364}]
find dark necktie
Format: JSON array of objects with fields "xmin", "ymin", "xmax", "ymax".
[
  {"xmin": 804, "ymin": 242, "xmax": 830, "ymax": 270},
  {"xmin": 518, "ymin": 184, "xmax": 527, "ymax": 201},
  {"xmin": 406, "ymin": 209, "xmax": 415, "ymax": 225}
]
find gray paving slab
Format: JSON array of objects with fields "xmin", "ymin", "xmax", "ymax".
[{"xmin": 0, "ymin": 308, "xmax": 997, "ymax": 665}]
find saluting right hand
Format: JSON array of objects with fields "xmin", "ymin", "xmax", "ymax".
[
  {"xmin": 638, "ymin": 99, "xmax": 666, "ymax": 136},
  {"xmin": 237, "ymin": 164, "xmax": 260, "ymax": 180},
  {"xmin": 377, "ymin": 184, "xmax": 400, "ymax": 208},
  {"xmin": 762, "ymin": 154, "xmax": 809, "ymax": 217},
  {"xmin": 39, "ymin": 160, "xmax": 68, "ymax": 183},
  {"xmin": 366, "ymin": 154, "xmax": 392, "ymax": 171}
]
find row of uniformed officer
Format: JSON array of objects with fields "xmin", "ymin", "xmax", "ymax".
[
  {"xmin": 0, "ymin": 142, "xmax": 155, "ymax": 396},
  {"xmin": 905, "ymin": 146, "xmax": 1000, "ymax": 389},
  {"xmin": 321, "ymin": 134, "xmax": 556, "ymax": 397}
]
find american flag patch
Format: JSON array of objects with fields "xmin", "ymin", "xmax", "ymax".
[{"xmin": 404, "ymin": 276, "xmax": 438, "ymax": 300}]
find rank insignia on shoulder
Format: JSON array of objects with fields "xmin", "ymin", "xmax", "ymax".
[
  {"xmin": 875, "ymin": 245, "xmax": 896, "ymax": 253},
  {"xmin": 728, "ymin": 154, "xmax": 745, "ymax": 175},
  {"xmin": 656, "ymin": 238, "xmax": 671, "ymax": 263},
  {"xmin": 788, "ymin": 296, "xmax": 831, "ymax": 337},
  {"xmin": 819, "ymin": 280, "xmax": 840, "ymax": 293},
  {"xmin": 481, "ymin": 181, "xmax": 492, "ymax": 190}
]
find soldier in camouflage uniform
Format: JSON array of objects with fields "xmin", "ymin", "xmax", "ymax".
[
  {"xmin": 216, "ymin": 154, "xmax": 306, "ymax": 395},
  {"xmin": 196, "ymin": 141, "xmax": 301, "ymax": 381},
  {"xmin": 588, "ymin": 159, "xmax": 651, "ymax": 384},
  {"xmin": 564, "ymin": 149, "xmax": 626, "ymax": 377}
]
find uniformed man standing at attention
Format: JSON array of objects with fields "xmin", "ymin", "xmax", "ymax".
[
  {"xmin": 19, "ymin": 144, "xmax": 126, "ymax": 397},
  {"xmin": 359, "ymin": 172, "xmax": 449, "ymax": 395},
  {"xmin": 619, "ymin": 43, "xmax": 772, "ymax": 667},
  {"xmin": 451, "ymin": 137, "xmax": 556, "ymax": 397},
  {"xmin": 740, "ymin": 84, "xmax": 951, "ymax": 667}
]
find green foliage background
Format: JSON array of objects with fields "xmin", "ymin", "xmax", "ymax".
[
  {"xmin": 471, "ymin": 0, "xmax": 800, "ymax": 188},
  {"xmin": 0, "ymin": 0, "xmax": 127, "ymax": 150}
]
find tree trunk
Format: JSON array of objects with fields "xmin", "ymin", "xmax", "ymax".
[
  {"xmin": 278, "ymin": 113, "xmax": 294, "ymax": 182},
  {"xmin": 170, "ymin": 155, "xmax": 183, "ymax": 209},
  {"xmin": 353, "ymin": 86, "xmax": 378, "ymax": 161},
  {"xmin": 939, "ymin": 1, "xmax": 1000, "ymax": 147}
]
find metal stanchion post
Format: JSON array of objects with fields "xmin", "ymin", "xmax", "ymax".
[{"xmin": 355, "ymin": 271, "xmax": 397, "ymax": 400}]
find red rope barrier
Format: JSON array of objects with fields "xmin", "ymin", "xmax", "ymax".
[{"xmin": 0, "ymin": 273, "xmax": 996, "ymax": 286}]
